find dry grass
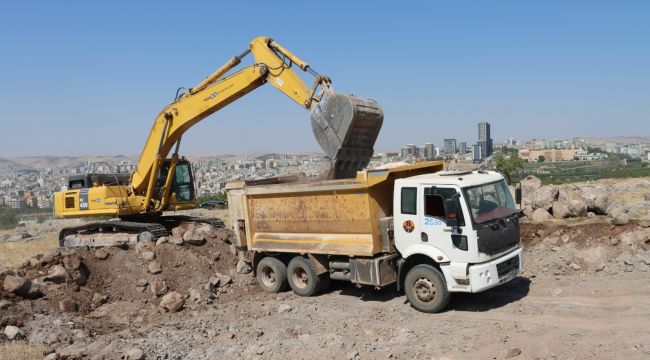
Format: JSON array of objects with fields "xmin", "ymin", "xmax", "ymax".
[
  {"xmin": 0, "ymin": 233, "xmax": 59, "ymax": 269},
  {"xmin": 0, "ymin": 342, "xmax": 46, "ymax": 360}
]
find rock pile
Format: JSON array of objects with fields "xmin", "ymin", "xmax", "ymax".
[
  {"xmin": 0, "ymin": 219, "xmax": 250, "ymax": 356},
  {"xmin": 520, "ymin": 176, "xmax": 650, "ymax": 223}
]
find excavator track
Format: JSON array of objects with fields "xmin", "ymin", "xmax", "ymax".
[
  {"xmin": 58, "ymin": 216, "xmax": 225, "ymax": 248},
  {"xmin": 158, "ymin": 215, "xmax": 225, "ymax": 230}
]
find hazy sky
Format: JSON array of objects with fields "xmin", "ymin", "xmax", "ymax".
[{"xmin": 1, "ymin": 1, "xmax": 648, "ymax": 157}]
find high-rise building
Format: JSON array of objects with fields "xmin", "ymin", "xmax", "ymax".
[
  {"xmin": 407, "ymin": 144, "xmax": 417, "ymax": 156},
  {"xmin": 478, "ymin": 122, "xmax": 493, "ymax": 158},
  {"xmin": 443, "ymin": 139, "xmax": 457, "ymax": 155},
  {"xmin": 401, "ymin": 147, "xmax": 409, "ymax": 160},
  {"xmin": 459, "ymin": 141, "xmax": 467, "ymax": 154},
  {"xmin": 424, "ymin": 143, "xmax": 434, "ymax": 160},
  {"xmin": 472, "ymin": 144, "xmax": 482, "ymax": 163}
]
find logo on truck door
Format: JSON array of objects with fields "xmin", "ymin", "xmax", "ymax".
[{"xmin": 403, "ymin": 220, "xmax": 415, "ymax": 233}]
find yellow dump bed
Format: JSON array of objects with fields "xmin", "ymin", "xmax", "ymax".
[{"xmin": 226, "ymin": 161, "xmax": 444, "ymax": 257}]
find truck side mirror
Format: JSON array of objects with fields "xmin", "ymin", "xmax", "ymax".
[
  {"xmin": 515, "ymin": 186, "xmax": 522, "ymax": 205},
  {"xmin": 443, "ymin": 198, "xmax": 460, "ymax": 227}
]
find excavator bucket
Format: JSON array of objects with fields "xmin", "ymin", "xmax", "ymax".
[{"xmin": 310, "ymin": 93, "xmax": 384, "ymax": 179}]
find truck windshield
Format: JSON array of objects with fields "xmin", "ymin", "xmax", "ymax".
[{"xmin": 463, "ymin": 180, "xmax": 516, "ymax": 224}]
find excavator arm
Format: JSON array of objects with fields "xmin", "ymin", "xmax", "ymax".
[{"xmin": 131, "ymin": 36, "xmax": 383, "ymax": 212}]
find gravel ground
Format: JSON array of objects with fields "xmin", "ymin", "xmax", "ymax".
[{"xmin": 2, "ymin": 219, "xmax": 650, "ymax": 359}]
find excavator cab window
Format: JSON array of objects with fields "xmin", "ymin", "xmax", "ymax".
[
  {"xmin": 156, "ymin": 160, "xmax": 195, "ymax": 202},
  {"xmin": 173, "ymin": 162, "xmax": 194, "ymax": 202}
]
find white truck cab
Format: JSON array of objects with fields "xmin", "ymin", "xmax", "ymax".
[{"xmin": 394, "ymin": 170, "xmax": 522, "ymax": 298}]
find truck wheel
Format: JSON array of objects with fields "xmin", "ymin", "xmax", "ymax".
[
  {"xmin": 404, "ymin": 264, "xmax": 450, "ymax": 313},
  {"xmin": 256, "ymin": 257, "xmax": 288, "ymax": 293},
  {"xmin": 287, "ymin": 256, "xmax": 321, "ymax": 296}
]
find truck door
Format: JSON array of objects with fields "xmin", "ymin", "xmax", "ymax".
[
  {"xmin": 419, "ymin": 185, "xmax": 472, "ymax": 262},
  {"xmin": 393, "ymin": 185, "xmax": 421, "ymax": 253}
]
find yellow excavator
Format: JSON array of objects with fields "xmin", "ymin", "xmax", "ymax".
[{"xmin": 53, "ymin": 36, "xmax": 383, "ymax": 247}]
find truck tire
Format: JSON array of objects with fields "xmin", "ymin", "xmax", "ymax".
[
  {"xmin": 404, "ymin": 264, "xmax": 450, "ymax": 313},
  {"xmin": 256, "ymin": 257, "xmax": 288, "ymax": 293},
  {"xmin": 287, "ymin": 256, "xmax": 321, "ymax": 296}
]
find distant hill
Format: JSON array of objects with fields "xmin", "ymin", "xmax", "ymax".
[
  {"xmin": 583, "ymin": 136, "xmax": 650, "ymax": 146},
  {"xmin": 0, "ymin": 157, "xmax": 35, "ymax": 177},
  {"xmin": 3, "ymin": 155, "xmax": 138, "ymax": 172}
]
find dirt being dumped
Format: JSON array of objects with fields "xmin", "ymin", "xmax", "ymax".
[{"xmin": 1, "ymin": 218, "xmax": 650, "ymax": 359}]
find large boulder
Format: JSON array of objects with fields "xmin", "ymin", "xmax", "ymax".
[
  {"xmin": 522, "ymin": 205, "xmax": 534, "ymax": 218},
  {"xmin": 520, "ymin": 176, "xmax": 542, "ymax": 206},
  {"xmin": 558, "ymin": 184, "xmax": 583, "ymax": 202},
  {"xmin": 4, "ymin": 325, "xmax": 23, "ymax": 340},
  {"xmin": 148, "ymin": 261, "xmax": 162, "ymax": 274},
  {"xmin": 183, "ymin": 224, "xmax": 210, "ymax": 246},
  {"xmin": 62, "ymin": 253, "xmax": 81, "ymax": 270},
  {"xmin": 532, "ymin": 185, "xmax": 559, "ymax": 211},
  {"xmin": 572, "ymin": 245, "xmax": 609, "ymax": 272},
  {"xmin": 44, "ymin": 265, "xmax": 68, "ymax": 284},
  {"xmin": 3, "ymin": 276, "xmax": 29, "ymax": 294},
  {"xmin": 59, "ymin": 298, "xmax": 78, "ymax": 313},
  {"xmin": 531, "ymin": 208, "xmax": 553, "ymax": 223},
  {"xmin": 3, "ymin": 275, "xmax": 42, "ymax": 299},
  {"xmin": 551, "ymin": 201, "xmax": 570, "ymax": 219},
  {"xmin": 160, "ymin": 292, "xmax": 184, "ymax": 312},
  {"xmin": 236, "ymin": 260, "xmax": 252, "ymax": 274},
  {"xmin": 150, "ymin": 279, "xmax": 168, "ymax": 296},
  {"xmin": 567, "ymin": 200, "xmax": 587, "ymax": 217},
  {"xmin": 581, "ymin": 186, "xmax": 610, "ymax": 215},
  {"xmin": 134, "ymin": 240, "xmax": 154, "ymax": 256}
]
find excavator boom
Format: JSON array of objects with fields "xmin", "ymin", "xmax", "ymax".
[
  {"xmin": 53, "ymin": 36, "xmax": 383, "ymax": 247},
  {"xmin": 131, "ymin": 36, "xmax": 383, "ymax": 197}
]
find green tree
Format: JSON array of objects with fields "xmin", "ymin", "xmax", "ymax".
[
  {"xmin": 197, "ymin": 192, "xmax": 227, "ymax": 204},
  {"xmin": 538, "ymin": 155, "xmax": 546, "ymax": 162},
  {"xmin": 494, "ymin": 152, "xmax": 525, "ymax": 183},
  {"xmin": 501, "ymin": 146, "xmax": 520, "ymax": 156},
  {"xmin": 0, "ymin": 207, "xmax": 18, "ymax": 230}
]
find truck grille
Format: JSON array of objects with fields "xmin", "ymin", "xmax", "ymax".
[
  {"xmin": 65, "ymin": 197, "xmax": 75, "ymax": 209},
  {"xmin": 496, "ymin": 256, "xmax": 519, "ymax": 278}
]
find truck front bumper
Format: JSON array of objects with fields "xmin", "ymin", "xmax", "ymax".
[{"xmin": 468, "ymin": 247, "xmax": 523, "ymax": 293}]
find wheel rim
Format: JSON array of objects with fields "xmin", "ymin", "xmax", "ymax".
[
  {"xmin": 413, "ymin": 277, "xmax": 436, "ymax": 303},
  {"xmin": 291, "ymin": 266, "xmax": 309, "ymax": 289},
  {"xmin": 261, "ymin": 266, "xmax": 277, "ymax": 288}
]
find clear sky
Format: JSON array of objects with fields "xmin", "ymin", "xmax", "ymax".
[{"xmin": 0, "ymin": 1, "xmax": 648, "ymax": 157}]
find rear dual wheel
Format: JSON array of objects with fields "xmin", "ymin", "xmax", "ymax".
[
  {"xmin": 287, "ymin": 256, "xmax": 324, "ymax": 297},
  {"xmin": 256, "ymin": 257, "xmax": 288, "ymax": 293}
]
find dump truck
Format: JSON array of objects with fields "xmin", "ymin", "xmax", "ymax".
[{"xmin": 227, "ymin": 161, "xmax": 523, "ymax": 313}]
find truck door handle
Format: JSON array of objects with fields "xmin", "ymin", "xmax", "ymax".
[{"xmin": 421, "ymin": 232, "xmax": 428, "ymax": 242}]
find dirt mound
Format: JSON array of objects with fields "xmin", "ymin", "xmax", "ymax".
[
  {"xmin": 521, "ymin": 218, "xmax": 650, "ymax": 275},
  {"xmin": 0, "ymin": 225, "xmax": 256, "ymax": 333}
]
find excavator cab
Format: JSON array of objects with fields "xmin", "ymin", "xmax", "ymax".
[{"xmin": 156, "ymin": 159, "xmax": 196, "ymax": 207}]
